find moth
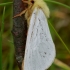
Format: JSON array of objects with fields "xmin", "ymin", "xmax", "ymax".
[{"xmin": 14, "ymin": 0, "xmax": 56, "ymax": 70}]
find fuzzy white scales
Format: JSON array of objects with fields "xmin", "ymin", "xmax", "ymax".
[{"xmin": 23, "ymin": 7, "xmax": 56, "ymax": 70}]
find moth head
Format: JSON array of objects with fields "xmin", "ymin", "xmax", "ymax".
[{"xmin": 30, "ymin": 0, "xmax": 34, "ymax": 4}]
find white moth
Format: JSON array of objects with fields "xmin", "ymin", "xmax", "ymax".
[{"xmin": 22, "ymin": 0, "xmax": 56, "ymax": 70}]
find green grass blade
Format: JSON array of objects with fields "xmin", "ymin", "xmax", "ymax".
[
  {"xmin": 48, "ymin": 20, "xmax": 70, "ymax": 54},
  {"xmin": 0, "ymin": 6, "xmax": 6, "ymax": 70},
  {"xmin": 45, "ymin": 0, "xmax": 70, "ymax": 10},
  {"xmin": 8, "ymin": 7, "xmax": 14, "ymax": 70},
  {"xmin": 9, "ymin": 39, "xmax": 14, "ymax": 70},
  {"xmin": 0, "ymin": 2, "xmax": 13, "ymax": 6},
  {"xmin": 54, "ymin": 59, "xmax": 70, "ymax": 70}
]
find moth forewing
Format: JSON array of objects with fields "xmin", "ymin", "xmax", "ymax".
[{"xmin": 23, "ymin": 7, "xmax": 56, "ymax": 70}]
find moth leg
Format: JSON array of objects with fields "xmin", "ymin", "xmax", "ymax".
[
  {"xmin": 13, "ymin": 9, "xmax": 27, "ymax": 18},
  {"xmin": 13, "ymin": 0, "xmax": 33, "ymax": 18}
]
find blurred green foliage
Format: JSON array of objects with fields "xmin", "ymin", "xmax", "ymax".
[{"xmin": 0, "ymin": 0, "xmax": 70, "ymax": 70}]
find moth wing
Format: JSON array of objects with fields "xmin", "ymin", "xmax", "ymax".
[{"xmin": 24, "ymin": 7, "xmax": 56, "ymax": 70}]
